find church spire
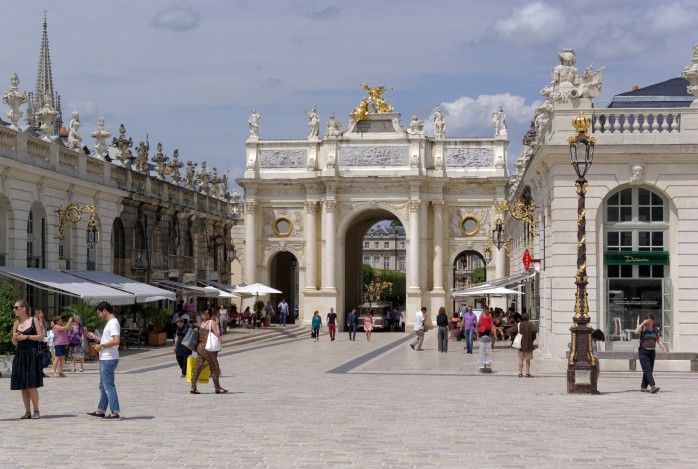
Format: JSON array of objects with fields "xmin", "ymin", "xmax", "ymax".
[{"xmin": 26, "ymin": 11, "xmax": 63, "ymax": 133}]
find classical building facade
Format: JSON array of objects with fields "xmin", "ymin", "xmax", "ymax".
[
  {"xmin": 507, "ymin": 45, "xmax": 698, "ymax": 363},
  {"xmin": 239, "ymin": 88, "xmax": 511, "ymax": 325},
  {"xmin": 362, "ymin": 224, "xmax": 406, "ymax": 272},
  {"xmin": 0, "ymin": 19, "xmax": 241, "ymax": 314}
]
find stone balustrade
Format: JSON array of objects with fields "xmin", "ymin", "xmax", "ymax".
[
  {"xmin": 0, "ymin": 125, "xmax": 242, "ymax": 219},
  {"xmin": 592, "ymin": 110, "xmax": 681, "ymax": 134}
]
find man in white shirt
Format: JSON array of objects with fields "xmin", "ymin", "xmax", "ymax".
[
  {"xmin": 219, "ymin": 305, "xmax": 228, "ymax": 334},
  {"xmin": 86, "ymin": 301, "xmax": 121, "ymax": 420},
  {"xmin": 410, "ymin": 307, "xmax": 427, "ymax": 351},
  {"xmin": 278, "ymin": 299, "xmax": 289, "ymax": 326}
]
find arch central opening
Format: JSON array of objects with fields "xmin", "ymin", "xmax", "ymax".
[{"xmin": 344, "ymin": 209, "xmax": 405, "ymax": 332}]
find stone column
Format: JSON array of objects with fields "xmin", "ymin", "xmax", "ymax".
[
  {"xmin": 432, "ymin": 201, "xmax": 444, "ymax": 291},
  {"xmin": 244, "ymin": 201, "xmax": 257, "ymax": 284},
  {"xmin": 305, "ymin": 201, "xmax": 318, "ymax": 290},
  {"xmin": 322, "ymin": 199, "xmax": 337, "ymax": 291},
  {"xmin": 408, "ymin": 200, "xmax": 421, "ymax": 291},
  {"xmin": 496, "ymin": 242, "xmax": 506, "ymax": 280}
]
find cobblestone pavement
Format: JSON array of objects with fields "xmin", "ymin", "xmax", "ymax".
[{"xmin": 1, "ymin": 329, "xmax": 697, "ymax": 468}]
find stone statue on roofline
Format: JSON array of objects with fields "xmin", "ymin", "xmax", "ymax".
[
  {"xmin": 170, "ymin": 149, "xmax": 183, "ymax": 183},
  {"xmin": 248, "ymin": 108, "xmax": 260, "ymax": 139},
  {"xmin": 492, "ymin": 106, "xmax": 507, "ymax": 138},
  {"xmin": 90, "ymin": 117, "xmax": 111, "ymax": 160},
  {"xmin": 407, "ymin": 113, "xmax": 424, "ymax": 137},
  {"xmin": 152, "ymin": 143, "xmax": 169, "ymax": 180},
  {"xmin": 305, "ymin": 105, "xmax": 320, "ymax": 139},
  {"xmin": 185, "ymin": 160, "xmax": 197, "ymax": 190},
  {"xmin": 135, "ymin": 140, "xmax": 150, "ymax": 173},
  {"xmin": 325, "ymin": 112, "xmax": 343, "ymax": 137},
  {"xmin": 682, "ymin": 42, "xmax": 698, "ymax": 105},
  {"xmin": 541, "ymin": 48, "xmax": 603, "ymax": 104},
  {"xmin": 67, "ymin": 111, "xmax": 83, "ymax": 152},
  {"xmin": 432, "ymin": 106, "xmax": 446, "ymax": 139}
]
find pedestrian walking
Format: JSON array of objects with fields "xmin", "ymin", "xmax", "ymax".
[
  {"xmin": 11, "ymin": 300, "xmax": 44, "ymax": 419},
  {"xmin": 173, "ymin": 317, "xmax": 192, "ymax": 378},
  {"xmin": 68, "ymin": 315, "xmax": 86, "ymax": 373},
  {"xmin": 278, "ymin": 298, "xmax": 289, "ymax": 326},
  {"xmin": 189, "ymin": 309, "xmax": 227, "ymax": 395},
  {"xmin": 346, "ymin": 308, "xmax": 358, "ymax": 341},
  {"xmin": 51, "ymin": 315, "xmax": 73, "ymax": 378},
  {"xmin": 517, "ymin": 313, "xmax": 536, "ymax": 378},
  {"xmin": 364, "ymin": 310, "xmax": 374, "ymax": 341},
  {"xmin": 409, "ymin": 307, "xmax": 427, "ymax": 351},
  {"xmin": 477, "ymin": 305, "xmax": 493, "ymax": 371},
  {"xmin": 462, "ymin": 306, "xmax": 477, "ymax": 354},
  {"xmin": 436, "ymin": 307, "xmax": 449, "ymax": 352},
  {"xmin": 311, "ymin": 311, "xmax": 322, "ymax": 341},
  {"xmin": 634, "ymin": 314, "xmax": 669, "ymax": 393},
  {"xmin": 326, "ymin": 307, "xmax": 337, "ymax": 341},
  {"xmin": 591, "ymin": 329, "xmax": 605, "ymax": 383},
  {"xmin": 86, "ymin": 302, "xmax": 121, "ymax": 420}
]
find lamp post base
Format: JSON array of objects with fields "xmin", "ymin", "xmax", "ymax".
[{"xmin": 567, "ymin": 324, "xmax": 599, "ymax": 394}]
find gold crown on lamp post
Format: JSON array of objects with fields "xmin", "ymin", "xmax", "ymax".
[{"xmin": 568, "ymin": 111, "xmax": 597, "ymax": 145}]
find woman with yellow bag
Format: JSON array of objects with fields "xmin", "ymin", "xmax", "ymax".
[{"xmin": 189, "ymin": 309, "xmax": 227, "ymax": 394}]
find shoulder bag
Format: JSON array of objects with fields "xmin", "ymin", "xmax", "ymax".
[
  {"xmin": 181, "ymin": 326, "xmax": 200, "ymax": 352},
  {"xmin": 511, "ymin": 323, "xmax": 523, "ymax": 350},
  {"xmin": 205, "ymin": 322, "xmax": 221, "ymax": 352}
]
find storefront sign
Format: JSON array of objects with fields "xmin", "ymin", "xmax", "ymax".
[
  {"xmin": 522, "ymin": 249, "xmax": 531, "ymax": 271},
  {"xmin": 604, "ymin": 251, "xmax": 669, "ymax": 266}
]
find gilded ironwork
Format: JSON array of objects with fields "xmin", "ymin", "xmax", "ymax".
[
  {"xmin": 364, "ymin": 271, "xmax": 392, "ymax": 305},
  {"xmin": 57, "ymin": 203, "xmax": 98, "ymax": 240},
  {"xmin": 351, "ymin": 84, "xmax": 394, "ymax": 122},
  {"xmin": 496, "ymin": 200, "xmax": 538, "ymax": 237}
]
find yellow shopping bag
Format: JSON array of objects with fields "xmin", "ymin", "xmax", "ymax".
[{"xmin": 186, "ymin": 355, "xmax": 210, "ymax": 384}]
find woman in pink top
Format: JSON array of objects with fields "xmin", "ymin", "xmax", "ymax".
[
  {"xmin": 364, "ymin": 311, "xmax": 374, "ymax": 341},
  {"xmin": 51, "ymin": 316, "xmax": 73, "ymax": 378}
]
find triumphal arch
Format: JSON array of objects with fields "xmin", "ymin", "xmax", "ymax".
[{"xmin": 239, "ymin": 86, "xmax": 510, "ymax": 325}]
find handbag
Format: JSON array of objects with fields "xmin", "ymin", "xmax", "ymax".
[
  {"xmin": 205, "ymin": 325, "xmax": 221, "ymax": 352},
  {"xmin": 511, "ymin": 323, "xmax": 523, "ymax": 350},
  {"xmin": 38, "ymin": 343, "xmax": 51, "ymax": 368},
  {"xmin": 181, "ymin": 327, "xmax": 200, "ymax": 352}
]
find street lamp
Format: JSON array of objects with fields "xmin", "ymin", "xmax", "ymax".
[
  {"xmin": 492, "ymin": 218, "xmax": 505, "ymax": 250},
  {"xmin": 483, "ymin": 245, "xmax": 493, "ymax": 265},
  {"xmin": 567, "ymin": 111, "xmax": 598, "ymax": 394}
]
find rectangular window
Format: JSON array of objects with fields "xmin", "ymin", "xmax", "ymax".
[
  {"xmin": 384, "ymin": 242, "xmax": 389, "ymax": 248},
  {"xmin": 373, "ymin": 256, "xmax": 379, "ymax": 268},
  {"xmin": 384, "ymin": 257, "xmax": 390, "ymax": 269},
  {"xmin": 374, "ymin": 242, "xmax": 379, "ymax": 248},
  {"xmin": 400, "ymin": 242, "xmax": 405, "ymax": 249},
  {"xmin": 399, "ymin": 257, "xmax": 405, "ymax": 271},
  {"xmin": 363, "ymin": 256, "xmax": 369, "ymax": 264},
  {"xmin": 364, "ymin": 242, "xmax": 369, "ymax": 248}
]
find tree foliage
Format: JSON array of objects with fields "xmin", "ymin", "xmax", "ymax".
[
  {"xmin": 0, "ymin": 282, "xmax": 20, "ymax": 355},
  {"xmin": 472, "ymin": 267, "xmax": 486, "ymax": 284}
]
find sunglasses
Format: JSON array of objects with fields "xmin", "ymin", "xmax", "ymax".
[{"xmin": 13, "ymin": 305, "xmax": 22, "ymax": 310}]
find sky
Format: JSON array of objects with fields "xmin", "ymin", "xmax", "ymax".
[{"xmin": 2, "ymin": 1, "xmax": 697, "ymax": 192}]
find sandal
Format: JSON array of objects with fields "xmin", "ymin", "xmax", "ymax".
[
  {"xmin": 32, "ymin": 411, "xmax": 40, "ymax": 419},
  {"xmin": 518, "ymin": 374, "xmax": 523, "ymax": 378},
  {"xmin": 20, "ymin": 412, "xmax": 32, "ymax": 420},
  {"xmin": 215, "ymin": 388, "xmax": 228, "ymax": 394},
  {"xmin": 190, "ymin": 389, "xmax": 200, "ymax": 394},
  {"xmin": 526, "ymin": 374, "xmax": 534, "ymax": 378}
]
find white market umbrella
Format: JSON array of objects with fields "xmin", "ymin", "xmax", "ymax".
[
  {"xmin": 233, "ymin": 283, "xmax": 282, "ymax": 327},
  {"xmin": 203, "ymin": 286, "xmax": 240, "ymax": 299},
  {"xmin": 452, "ymin": 286, "xmax": 524, "ymax": 298}
]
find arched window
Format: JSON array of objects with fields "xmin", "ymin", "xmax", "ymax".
[{"xmin": 604, "ymin": 187, "xmax": 670, "ymax": 348}]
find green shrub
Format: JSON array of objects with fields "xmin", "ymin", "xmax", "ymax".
[
  {"xmin": 0, "ymin": 283, "xmax": 20, "ymax": 355},
  {"xmin": 63, "ymin": 302, "xmax": 103, "ymax": 333}
]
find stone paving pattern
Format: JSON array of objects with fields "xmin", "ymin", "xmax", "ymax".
[{"xmin": 1, "ymin": 328, "xmax": 697, "ymax": 468}]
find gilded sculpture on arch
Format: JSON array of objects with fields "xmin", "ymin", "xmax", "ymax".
[{"xmin": 351, "ymin": 83, "xmax": 394, "ymax": 122}]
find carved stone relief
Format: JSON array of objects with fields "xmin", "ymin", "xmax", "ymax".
[
  {"xmin": 448, "ymin": 207, "xmax": 491, "ymax": 238},
  {"xmin": 338, "ymin": 145, "xmax": 408, "ymax": 166},
  {"xmin": 262, "ymin": 208, "xmax": 304, "ymax": 238},
  {"xmin": 262, "ymin": 241, "xmax": 305, "ymax": 261},
  {"xmin": 260, "ymin": 150, "xmax": 305, "ymax": 168},
  {"xmin": 336, "ymin": 200, "xmax": 407, "ymax": 225},
  {"xmin": 445, "ymin": 148, "xmax": 493, "ymax": 167}
]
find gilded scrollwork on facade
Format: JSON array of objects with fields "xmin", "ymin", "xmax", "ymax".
[
  {"xmin": 449, "ymin": 207, "xmax": 490, "ymax": 238},
  {"xmin": 262, "ymin": 241, "xmax": 305, "ymax": 264}
]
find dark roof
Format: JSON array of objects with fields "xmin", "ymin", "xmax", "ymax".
[{"xmin": 608, "ymin": 77, "xmax": 694, "ymax": 108}]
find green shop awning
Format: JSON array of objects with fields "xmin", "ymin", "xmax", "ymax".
[{"xmin": 604, "ymin": 251, "xmax": 669, "ymax": 266}]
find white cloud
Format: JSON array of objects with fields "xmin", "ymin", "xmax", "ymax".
[
  {"xmin": 152, "ymin": 7, "xmax": 201, "ymax": 32},
  {"xmin": 436, "ymin": 93, "xmax": 542, "ymax": 137},
  {"xmin": 493, "ymin": 2, "xmax": 566, "ymax": 44},
  {"xmin": 646, "ymin": 2, "xmax": 698, "ymax": 36}
]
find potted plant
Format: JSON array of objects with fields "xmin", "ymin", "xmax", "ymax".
[
  {"xmin": 254, "ymin": 300, "xmax": 266, "ymax": 327},
  {"xmin": 0, "ymin": 282, "xmax": 19, "ymax": 377},
  {"xmin": 143, "ymin": 307, "xmax": 171, "ymax": 346}
]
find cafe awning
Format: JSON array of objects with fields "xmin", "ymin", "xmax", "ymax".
[
  {"xmin": 0, "ymin": 267, "xmax": 135, "ymax": 305},
  {"xmin": 450, "ymin": 270, "xmax": 536, "ymax": 298},
  {"xmin": 67, "ymin": 270, "xmax": 176, "ymax": 303},
  {"xmin": 153, "ymin": 279, "xmax": 219, "ymax": 297}
]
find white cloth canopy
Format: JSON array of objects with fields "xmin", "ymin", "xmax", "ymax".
[
  {"xmin": 452, "ymin": 286, "xmax": 524, "ymax": 298},
  {"xmin": 233, "ymin": 283, "xmax": 282, "ymax": 296},
  {"xmin": 203, "ymin": 285, "xmax": 239, "ymax": 298},
  {"xmin": 154, "ymin": 279, "xmax": 219, "ymax": 297},
  {"xmin": 0, "ymin": 267, "xmax": 135, "ymax": 305},
  {"xmin": 67, "ymin": 270, "xmax": 176, "ymax": 303}
]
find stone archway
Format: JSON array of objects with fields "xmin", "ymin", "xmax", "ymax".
[
  {"xmin": 268, "ymin": 250, "xmax": 299, "ymax": 324},
  {"xmin": 337, "ymin": 206, "xmax": 407, "ymax": 325}
]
